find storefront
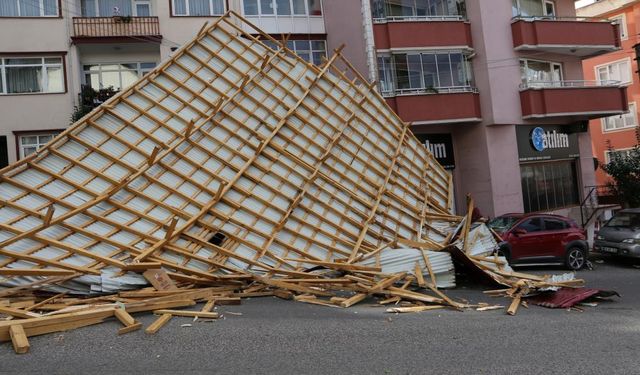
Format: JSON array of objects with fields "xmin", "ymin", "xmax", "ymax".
[
  {"xmin": 414, "ymin": 133, "xmax": 456, "ymax": 170},
  {"xmin": 516, "ymin": 125, "xmax": 581, "ymax": 213}
]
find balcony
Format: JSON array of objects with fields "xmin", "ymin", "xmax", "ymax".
[
  {"xmin": 519, "ymin": 81, "xmax": 628, "ymax": 120},
  {"xmin": 383, "ymin": 88, "xmax": 481, "ymax": 124},
  {"xmin": 511, "ymin": 16, "xmax": 620, "ymax": 58},
  {"xmin": 373, "ymin": 17, "xmax": 472, "ymax": 50},
  {"xmin": 72, "ymin": 17, "xmax": 162, "ymax": 43}
]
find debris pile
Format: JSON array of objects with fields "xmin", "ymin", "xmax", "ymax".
[{"xmin": 0, "ymin": 12, "xmax": 604, "ymax": 354}]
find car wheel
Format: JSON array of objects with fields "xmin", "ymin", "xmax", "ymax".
[{"xmin": 565, "ymin": 246, "xmax": 586, "ymax": 270}]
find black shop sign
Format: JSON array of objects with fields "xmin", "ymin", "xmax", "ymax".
[{"xmin": 415, "ymin": 133, "xmax": 455, "ymax": 170}]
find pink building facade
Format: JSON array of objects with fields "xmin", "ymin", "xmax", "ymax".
[{"xmin": 367, "ymin": 0, "xmax": 625, "ymax": 219}]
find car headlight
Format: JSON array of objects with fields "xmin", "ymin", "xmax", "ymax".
[
  {"xmin": 621, "ymin": 238, "xmax": 640, "ymax": 244},
  {"xmin": 596, "ymin": 235, "xmax": 604, "ymax": 240}
]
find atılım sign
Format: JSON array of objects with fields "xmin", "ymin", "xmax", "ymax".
[
  {"xmin": 517, "ymin": 125, "xmax": 580, "ymax": 162},
  {"xmin": 414, "ymin": 133, "xmax": 456, "ymax": 169}
]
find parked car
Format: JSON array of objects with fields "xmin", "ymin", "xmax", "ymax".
[
  {"xmin": 487, "ymin": 213, "xmax": 588, "ymax": 270},
  {"xmin": 593, "ymin": 208, "xmax": 640, "ymax": 259}
]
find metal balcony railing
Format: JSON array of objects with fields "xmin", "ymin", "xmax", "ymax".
[
  {"xmin": 511, "ymin": 15, "xmax": 612, "ymax": 23},
  {"xmin": 373, "ymin": 15, "xmax": 466, "ymax": 23},
  {"xmin": 519, "ymin": 80, "xmax": 621, "ymax": 90},
  {"xmin": 72, "ymin": 16, "xmax": 161, "ymax": 38},
  {"xmin": 381, "ymin": 85, "xmax": 478, "ymax": 97}
]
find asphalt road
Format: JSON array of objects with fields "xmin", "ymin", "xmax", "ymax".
[{"xmin": 1, "ymin": 255, "xmax": 638, "ymax": 375}]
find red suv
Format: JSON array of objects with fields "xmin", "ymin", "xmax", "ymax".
[{"xmin": 488, "ymin": 213, "xmax": 588, "ymax": 270}]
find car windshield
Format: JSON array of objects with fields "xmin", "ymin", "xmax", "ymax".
[
  {"xmin": 605, "ymin": 212, "xmax": 640, "ymax": 229},
  {"xmin": 488, "ymin": 216, "xmax": 521, "ymax": 232}
]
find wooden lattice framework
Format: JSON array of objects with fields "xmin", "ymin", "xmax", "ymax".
[{"xmin": 0, "ymin": 12, "xmax": 457, "ymax": 292}]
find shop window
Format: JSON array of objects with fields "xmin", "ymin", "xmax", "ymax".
[
  {"xmin": 0, "ymin": 56, "xmax": 65, "ymax": 95},
  {"xmin": 520, "ymin": 160, "xmax": 579, "ymax": 213},
  {"xmin": 0, "ymin": 0, "xmax": 59, "ymax": 17},
  {"xmin": 596, "ymin": 59, "xmax": 632, "ymax": 85},
  {"xmin": 171, "ymin": 0, "xmax": 225, "ymax": 16},
  {"xmin": 17, "ymin": 132, "xmax": 60, "ymax": 159},
  {"xmin": 602, "ymin": 102, "xmax": 637, "ymax": 131},
  {"xmin": 83, "ymin": 62, "xmax": 156, "ymax": 91}
]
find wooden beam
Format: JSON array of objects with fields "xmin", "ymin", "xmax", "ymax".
[
  {"xmin": 9, "ymin": 325, "xmax": 29, "ymax": 354},
  {"xmin": 145, "ymin": 313, "xmax": 172, "ymax": 334}
]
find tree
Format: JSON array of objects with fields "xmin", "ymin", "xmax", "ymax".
[{"xmin": 600, "ymin": 127, "xmax": 640, "ymax": 208}]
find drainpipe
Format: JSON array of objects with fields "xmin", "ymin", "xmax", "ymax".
[{"xmin": 361, "ymin": 0, "xmax": 378, "ymax": 85}]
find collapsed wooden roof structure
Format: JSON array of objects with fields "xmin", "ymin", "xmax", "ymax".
[{"xmin": 0, "ymin": 11, "xmax": 457, "ymax": 293}]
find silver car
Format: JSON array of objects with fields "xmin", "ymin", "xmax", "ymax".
[{"xmin": 593, "ymin": 208, "xmax": 640, "ymax": 258}]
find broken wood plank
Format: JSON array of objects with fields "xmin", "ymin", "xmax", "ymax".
[
  {"xmin": 153, "ymin": 310, "xmax": 219, "ymax": 319},
  {"xmin": 9, "ymin": 325, "xmax": 29, "ymax": 354},
  {"xmin": 385, "ymin": 306, "xmax": 445, "ymax": 313},
  {"xmin": 146, "ymin": 313, "xmax": 173, "ymax": 334},
  {"xmin": 118, "ymin": 322, "xmax": 142, "ymax": 335}
]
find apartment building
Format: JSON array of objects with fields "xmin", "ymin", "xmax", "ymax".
[
  {"xmin": 0, "ymin": 0, "xmax": 627, "ymax": 219},
  {"xmin": 0, "ymin": 0, "xmax": 366, "ymax": 167},
  {"xmin": 367, "ymin": 0, "xmax": 626, "ymax": 218},
  {"xmin": 578, "ymin": 0, "xmax": 639, "ymax": 202}
]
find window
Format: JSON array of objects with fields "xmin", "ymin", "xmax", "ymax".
[
  {"xmin": 172, "ymin": 0, "xmax": 224, "ymax": 16},
  {"xmin": 602, "ymin": 102, "xmax": 637, "ymax": 131},
  {"xmin": 520, "ymin": 160, "xmax": 579, "ymax": 213},
  {"xmin": 243, "ymin": 0, "xmax": 321, "ymax": 16},
  {"xmin": 377, "ymin": 55, "xmax": 394, "ymax": 94},
  {"xmin": 596, "ymin": 59, "xmax": 632, "ymax": 85},
  {"xmin": 0, "ymin": 0, "xmax": 59, "ymax": 17},
  {"xmin": 605, "ymin": 148, "xmax": 637, "ymax": 164},
  {"xmin": 0, "ymin": 57, "xmax": 64, "ymax": 95},
  {"xmin": 17, "ymin": 132, "xmax": 60, "ymax": 159},
  {"xmin": 263, "ymin": 40, "xmax": 326, "ymax": 65},
  {"xmin": 516, "ymin": 217, "xmax": 543, "ymax": 232},
  {"xmin": 377, "ymin": 51, "xmax": 474, "ymax": 95},
  {"xmin": 543, "ymin": 218, "xmax": 568, "ymax": 231},
  {"xmin": 610, "ymin": 14, "xmax": 628, "ymax": 40},
  {"xmin": 371, "ymin": 0, "xmax": 466, "ymax": 20},
  {"xmin": 520, "ymin": 59, "xmax": 562, "ymax": 87},
  {"xmin": 512, "ymin": 0, "xmax": 553, "ymax": 17},
  {"xmin": 83, "ymin": 62, "xmax": 156, "ymax": 91}
]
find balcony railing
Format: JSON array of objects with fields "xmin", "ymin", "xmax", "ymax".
[
  {"xmin": 72, "ymin": 16, "xmax": 161, "ymax": 39},
  {"xmin": 381, "ymin": 86, "xmax": 477, "ymax": 98},
  {"xmin": 373, "ymin": 15, "xmax": 465, "ymax": 23},
  {"xmin": 519, "ymin": 80, "xmax": 621, "ymax": 90},
  {"xmin": 512, "ymin": 15, "xmax": 611, "ymax": 23}
]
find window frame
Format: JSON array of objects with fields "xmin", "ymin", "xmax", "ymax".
[
  {"xmin": 0, "ymin": 54, "xmax": 67, "ymax": 96},
  {"xmin": 519, "ymin": 58, "xmax": 563, "ymax": 87},
  {"xmin": 610, "ymin": 13, "xmax": 628, "ymax": 41},
  {"xmin": 605, "ymin": 147, "xmax": 636, "ymax": 164},
  {"xmin": 595, "ymin": 58, "xmax": 632, "ymax": 85},
  {"xmin": 0, "ymin": 0, "xmax": 62, "ymax": 18},
  {"xmin": 81, "ymin": 0, "xmax": 154, "ymax": 17},
  {"xmin": 520, "ymin": 159, "xmax": 580, "ymax": 213},
  {"xmin": 13, "ymin": 130, "xmax": 64, "ymax": 160},
  {"xmin": 377, "ymin": 50, "xmax": 475, "ymax": 97},
  {"xmin": 82, "ymin": 61, "xmax": 157, "ymax": 91},
  {"xmin": 262, "ymin": 38, "xmax": 327, "ymax": 65},
  {"xmin": 602, "ymin": 102, "xmax": 637, "ymax": 132},
  {"xmin": 242, "ymin": 0, "xmax": 323, "ymax": 17},
  {"xmin": 170, "ymin": 0, "xmax": 227, "ymax": 17},
  {"xmin": 371, "ymin": 0, "xmax": 466, "ymax": 21}
]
